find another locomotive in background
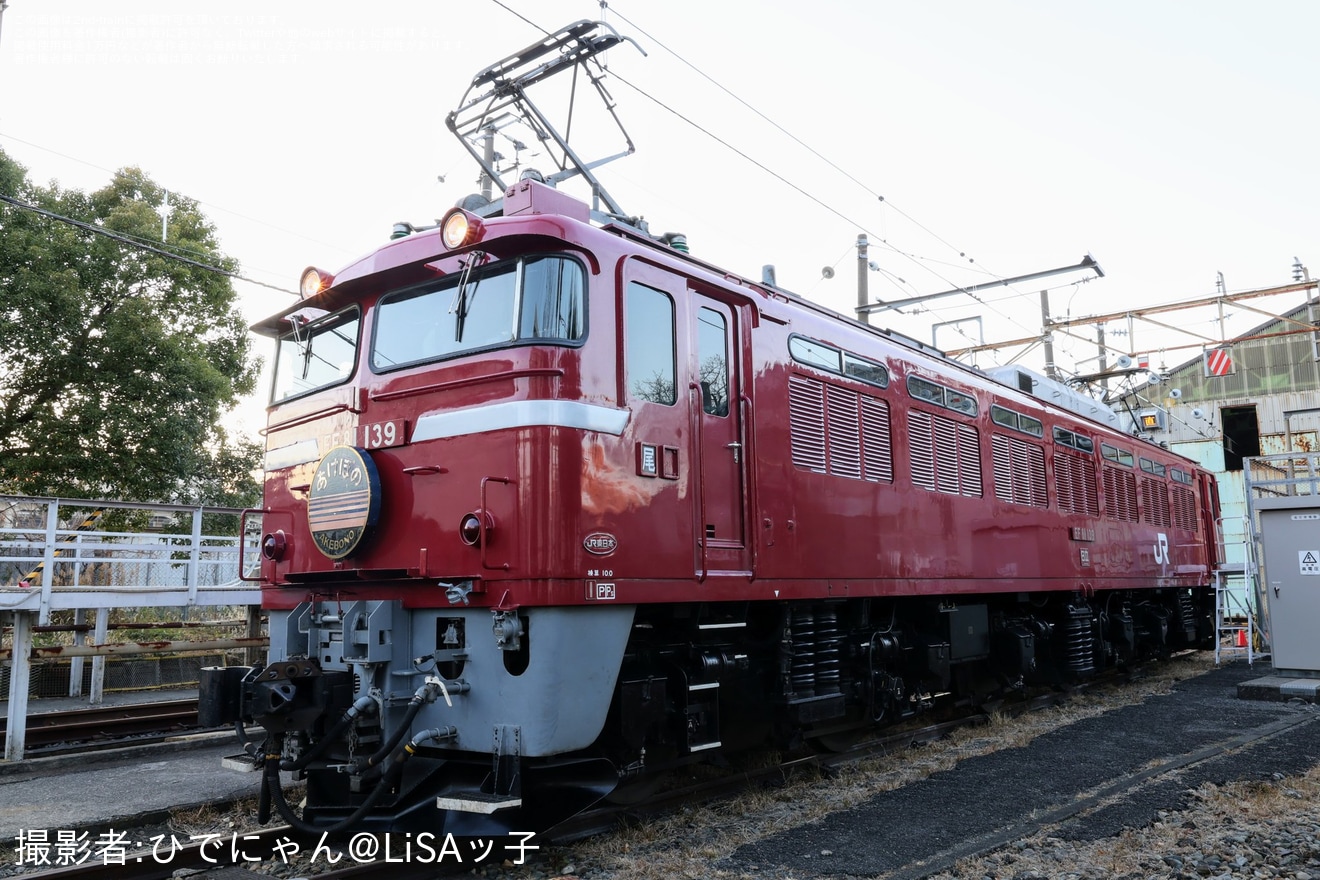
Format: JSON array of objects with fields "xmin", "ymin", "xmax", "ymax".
[{"xmin": 200, "ymin": 21, "xmax": 1221, "ymax": 835}]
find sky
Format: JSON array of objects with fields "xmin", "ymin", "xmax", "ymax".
[{"xmin": 3, "ymin": 0, "xmax": 1318, "ymax": 436}]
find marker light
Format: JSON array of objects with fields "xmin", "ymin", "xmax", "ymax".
[
  {"xmin": 261, "ymin": 530, "xmax": 288, "ymax": 561},
  {"xmin": 299, "ymin": 267, "xmax": 334, "ymax": 299},
  {"xmin": 459, "ymin": 512, "xmax": 485, "ymax": 546},
  {"xmin": 441, "ymin": 209, "xmax": 484, "ymax": 249}
]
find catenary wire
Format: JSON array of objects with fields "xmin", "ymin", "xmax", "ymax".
[
  {"xmin": 487, "ymin": 0, "xmax": 1043, "ymax": 349},
  {"xmin": 0, "ymin": 193, "xmax": 298, "ymax": 297},
  {"xmin": 0, "ymin": 131, "xmax": 356, "ymax": 275},
  {"xmin": 600, "ymin": 2, "xmax": 993, "ymax": 277}
]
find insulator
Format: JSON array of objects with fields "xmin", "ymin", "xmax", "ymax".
[
  {"xmin": 814, "ymin": 607, "xmax": 841, "ymax": 696},
  {"xmin": 790, "ymin": 607, "xmax": 817, "ymax": 697}
]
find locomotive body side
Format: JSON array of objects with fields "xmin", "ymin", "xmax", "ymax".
[{"xmin": 204, "ymin": 180, "xmax": 1221, "ymax": 833}]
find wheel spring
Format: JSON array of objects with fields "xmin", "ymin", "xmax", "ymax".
[
  {"xmin": 1176, "ymin": 590, "xmax": 1198, "ymax": 637},
  {"xmin": 814, "ymin": 607, "xmax": 842, "ymax": 696},
  {"xmin": 1061, "ymin": 607, "xmax": 1096, "ymax": 677},
  {"xmin": 790, "ymin": 608, "xmax": 818, "ymax": 697}
]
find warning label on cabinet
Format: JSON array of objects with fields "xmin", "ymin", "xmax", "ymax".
[{"xmin": 1300, "ymin": 550, "xmax": 1320, "ymax": 575}]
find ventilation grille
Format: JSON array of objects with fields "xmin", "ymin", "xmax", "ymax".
[
  {"xmin": 788, "ymin": 374, "xmax": 892, "ymax": 482},
  {"xmin": 789, "ymin": 376, "xmax": 827, "ymax": 473},
  {"xmin": 910, "ymin": 409, "xmax": 982, "ymax": 496},
  {"xmin": 1171, "ymin": 485, "xmax": 1198, "ymax": 531},
  {"xmin": 1142, "ymin": 479, "xmax": 1171, "ymax": 527},
  {"xmin": 991, "ymin": 434, "xmax": 1047, "ymax": 507},
  {"xmin": 1055, "ymin": 451, "xmax": 1099, "ymax": 516},
  {"xmin": 1103, "ymin": 468, "xmax": 1139, "ymax": 522}
]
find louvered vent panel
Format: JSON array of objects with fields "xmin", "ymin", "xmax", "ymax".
[
  {"xmin": 993, "ymin": 435, "xmax": 1046, "ymax": 507},
  {"xmin": 934, "ymin": 415, "xmax": 962, "ymax": 494},
  {"xmin": 860, "ymin": 395, "xmax": 893, "ymax": 483},
  {"xmin": 1172, "ymin": 485, "xmax": 1197, "ymax": 531},
  {"xmin": 1024, "ymin": 441, "xmax": 1048, "ymax": 507},
  {"xmin": 957, "ymin": 423, "xmax": 982, "ymax": 497},
  {"xmin": 1055, "ymin": 454, "xmax": 1076, "ymax": 513},
  {"xmin": 1143, "ymin": 480, "xmax": 1171, "ymax": 527},
  {"xmin": 1104, "ymin": 469, "xmax": 1139, "ymax": 522},
  {"xmin": 1056, "ymin": 452, "xmax": 1099, "ymax": 516},
  {"xmin": 909, "ymin": 410, "xmax": 936, "ymax": 491},
  {"xmin": 788, "ymin": 375, "xmax": 827, "ymax": 473},
  {"xmin": 1123, "ymin": 471, "xmax": 1139, "ymax": 520},
  {"xmin": 992, "ymin": 435, "xmax": 1014, "ymax": 502},
  {"xmin": 826, "ymin": 385, "xmax": 862, "ymax": 479},
  {"xmin": 1078, "ymin": 457, "xmax": 1099, "ymax": 516}
]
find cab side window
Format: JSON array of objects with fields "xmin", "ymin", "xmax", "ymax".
[{"xmin": 626, "ymin": 282, "xmax": 676, "ymax": 405}]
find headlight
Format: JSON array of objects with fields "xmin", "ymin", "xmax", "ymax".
[
  {"xmin": 441, "ymin": 209, "xmax": 484, "ymax": 249},
  {"xmin": 299, "ymin": 267, "xmax": 333, "ymax": 299}
]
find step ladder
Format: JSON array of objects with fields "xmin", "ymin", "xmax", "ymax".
[{"xmin": 1213, "ymin": 560, "xmax": 1257, "ymax": 666}]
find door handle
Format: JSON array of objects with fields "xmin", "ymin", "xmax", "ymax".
[{"xmin": 726, "ymin": 442, "xmax": 742, "ymax": 463}]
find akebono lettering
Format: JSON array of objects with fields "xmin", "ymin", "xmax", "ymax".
[{"xmin": 307, "ymin": 446, "xmax": 381, "ymax": 560}]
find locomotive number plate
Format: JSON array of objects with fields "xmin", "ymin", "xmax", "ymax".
[{"xmin": 358, "ymin": 419, "xmax": 408, "ymax": 450}]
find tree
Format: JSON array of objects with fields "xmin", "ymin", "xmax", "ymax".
[{"xmin": 0, "ymin": 148, "xmax": 262, "ymax": 505}]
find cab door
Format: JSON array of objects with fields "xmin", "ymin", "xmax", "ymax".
[{"xmin": 691, "ymin": 294, "xmax": 748, "ymax": 575}]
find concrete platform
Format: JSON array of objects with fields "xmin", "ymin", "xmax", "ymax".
[
  {"xmin": 2, "ymin": 686, "xmax": 202, "ymax": 716},
  {"xmin": 1238, "ymin": 672, "xmax": 1320, "ymax": 703},
  {"xmin": 0, "ymin": 734, "xmax": 262, "ymax": 842}
]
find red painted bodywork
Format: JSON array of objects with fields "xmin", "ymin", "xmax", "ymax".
[{"xmin": 253, "ymin": 181, "xmax": 1220, "ymax": 613}]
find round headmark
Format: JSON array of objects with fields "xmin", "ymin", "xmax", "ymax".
[{"xmin": 307, "ymin": 446, "xmax": 381, "ymax": 560}]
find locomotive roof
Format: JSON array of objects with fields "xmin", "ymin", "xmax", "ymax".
[{"xmin": 256, "ymin": 180, "xmax": 1193, "ymax": 464}]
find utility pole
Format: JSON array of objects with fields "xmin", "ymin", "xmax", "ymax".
[
  {"xmin": 158, "ymin": 190, "xmax": 171, "ymax": 242},
  {"xmin": 0, "ymin": 1, "xmax": 10, "ymax": 56},
  {"xmin": 1040, "ymin": 290, "xmax": 1058, "ymax": 380},
  {"xmin": 856, "ymin": 234, "xmax": 870, "ymax": 325},
  {"xmin": 1096, "ymin": 322, "xmax": 1108, "ymax": 395},
  {"xmin": 480, "ymin": 122, "xmax": 496, "ymax": 203}
]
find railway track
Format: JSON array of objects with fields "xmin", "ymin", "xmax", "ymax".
[
  {"xmin": 542, "ymin": 673, "xmax": 1116, "ymax": 844},
  {"xmin": 13, "ymin": 659, "xmax": 1284, "ymax": 880},
  {"xmin": 4, "ymin": 693, "xmax": 1038, "ymax": 880},
  {"xmin": 1, "ymin": 698, "xmax": 206, "ymax": 754}
]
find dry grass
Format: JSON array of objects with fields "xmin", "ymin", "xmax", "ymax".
[
  {"xmin": 567, "ymin": 655, "xmax": 1219, "ymax": 879},
  {"xmin": 167, "ymin": 796, "xmax": 264, "ymax": 837},
  {"xmin": 929, "ymin": 763, "xmax": 1320, "ymax": 880}
]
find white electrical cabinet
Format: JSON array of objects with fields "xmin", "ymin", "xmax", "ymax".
[{"xmin": 1257, "ymin": 497, "xmax": 1320, "ymax": 676}]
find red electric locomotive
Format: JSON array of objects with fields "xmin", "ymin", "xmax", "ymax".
[{"xmin": 201, "ymin": 22, "xmax": 1221, "ymax": 835}]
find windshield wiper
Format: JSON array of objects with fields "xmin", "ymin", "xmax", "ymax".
[{"xmin": 449, "ymin": 251, "xmax": 488, "ymax": 342}]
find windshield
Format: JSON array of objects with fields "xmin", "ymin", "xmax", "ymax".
[
  {"xmin": 372, "ymin": 255, "xmax": 585, "ymax": 371},
  {"xmin": 271, "ymin": 308, "xmax": 360, "ymax": 403}
]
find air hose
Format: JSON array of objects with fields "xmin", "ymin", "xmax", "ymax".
[
  {"xmin": 280, "ymin": 694, "xmax": 377, "ymax": 772},
  {"xmin": 264, "ymin": 727, "xmax": 455, "ymax": 835}
]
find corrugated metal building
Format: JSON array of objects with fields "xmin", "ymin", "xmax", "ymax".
[{"xmin": 1118, "ymin": 297, "xmax": 1320, "ymax": 569}]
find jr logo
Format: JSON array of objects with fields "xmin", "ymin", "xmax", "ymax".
[{"xmin": 1153, "ymin": 533, "xmax": 1169, "ymax": 565}]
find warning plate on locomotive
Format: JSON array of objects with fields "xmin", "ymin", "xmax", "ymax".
[{"xmin": 308, "ymin": 446, "xmax": 381, "ymax": 559}]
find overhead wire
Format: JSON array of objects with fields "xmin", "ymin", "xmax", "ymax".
[
  {"xmin": 0, "ymin": 130, "xmax": 356, "ymax": 279},
  {"xmin": 0, "ymin": 193, "xmax": 298, "ymax": 296},
  {"xmin": 603, "ymin": 67, "xmax": 1034, "ymax": 348},
  {"xmin": 601, "ymin": 3, "xmax": 992, "ymax": 275},
  {"xmin": 487, "ymin": 0, "xmax": 1045, "ymax": 350}
]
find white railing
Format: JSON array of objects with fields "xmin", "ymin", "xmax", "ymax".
[
  {"xmin": 1, "ymin": 495, "xmax": 264, "ymax": 761},
  {"xmin": 0, "ymin": 495, "xmax": 260, "ymax": 619}
]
